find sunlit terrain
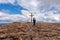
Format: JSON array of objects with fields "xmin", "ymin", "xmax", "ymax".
[{"xmin": 0, "ymin": 22, "xmax": 60, "ymax": 40}]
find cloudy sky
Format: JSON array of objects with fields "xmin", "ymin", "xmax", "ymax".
[{"xmin": 0, "ymin": 0, "xmax": 60, "ymax": 23}]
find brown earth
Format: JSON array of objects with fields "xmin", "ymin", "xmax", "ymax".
[{"xmin": 0, "ymin": 22, "xmax": 60, "ymax": 40}]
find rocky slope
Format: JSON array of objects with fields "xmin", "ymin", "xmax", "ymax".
[{"xmin": 0, "ymin": 22, "xmax": 60, "ymax": 40}]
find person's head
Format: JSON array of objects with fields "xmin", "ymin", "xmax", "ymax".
[{"xmin": 33, "ymin": 17, "xmax": 36, "ymax": 20}]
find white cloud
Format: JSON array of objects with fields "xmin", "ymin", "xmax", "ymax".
[
  {"xmin": 0, "ymin": 10, "xmax": 60, "ymax": 23},
  {"xmin": 8, "ymin": 0, "xmax": 15, "ymax": 4},
  {"xmin": 0, "ymin": 0, "xmax": 15, "ymax": 4},
  {"xmin": 40, "ymin": 0, "xmax": 60, "ymax": 12},
  {"xmin": 17, "ymin": 0, "xmax": 60, "ymax": 23},
  {"xmin": 21, "ymin": 10, "xmax": 60, "ymax": 23},
  {"xmin": 0, "ymin": 0, "xmax": 60, "ymax": 23},
  {"xmin": 0, "ymin": 0, "xmax": 60, "ymax": 12},
  {"xmin": 18, "ymin": 0, "xmax": 42, "ymax": 13},
  {"xmin": 0, "ymin": 12, "xmax": 28, "ymax": 23},
  {"xmin": 17, "ymin": 0, "xmax": 60, "ymax": 13}
]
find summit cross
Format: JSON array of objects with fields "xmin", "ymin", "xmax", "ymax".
[{"xmin": 30, "ymin": 13, "xmax": 34, "ymax": 23}]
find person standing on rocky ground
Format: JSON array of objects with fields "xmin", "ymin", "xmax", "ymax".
[{"xmin": 33, "ymin": 18, "xmax": 36, "ymax": 26}]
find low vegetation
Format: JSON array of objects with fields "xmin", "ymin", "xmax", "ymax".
[{"xmin": 0, "ymin": 22, "xmax": 60, "ymax": 40}]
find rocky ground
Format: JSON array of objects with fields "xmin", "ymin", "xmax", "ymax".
[{"xmin": 0, "ymin": 22, "xmax": 60, "ymax": 40}]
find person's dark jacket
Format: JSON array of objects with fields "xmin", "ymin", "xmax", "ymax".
[{"xmin": 33, "ymin": 18, "xmax": 36, "ymax": 25}]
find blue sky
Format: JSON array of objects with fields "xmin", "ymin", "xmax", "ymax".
[
  {"xmin": 0, "ymin": 0, "xmax": 60, "ymax": 23},
  {"xmin": 0, "ymin": 3, "xmax": 26, "ymax": 14}
]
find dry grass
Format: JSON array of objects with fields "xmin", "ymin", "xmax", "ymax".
[{"xmin": 0, "ymin": 22, "xmax": 60, "ymax": 40}]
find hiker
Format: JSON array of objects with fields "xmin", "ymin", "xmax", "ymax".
[{"xmin": 33, "ymin": 18, "xmax": 36, "ymax": 25}]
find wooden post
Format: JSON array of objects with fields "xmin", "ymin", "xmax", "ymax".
[{"xmin": 30, "ymin": 13, "xmax": 34, "ymax": 23}]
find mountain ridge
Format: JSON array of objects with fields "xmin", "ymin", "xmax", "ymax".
[{"xmin": 0, "ymin": 22, "xmax": 60, "ymax": 40}]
